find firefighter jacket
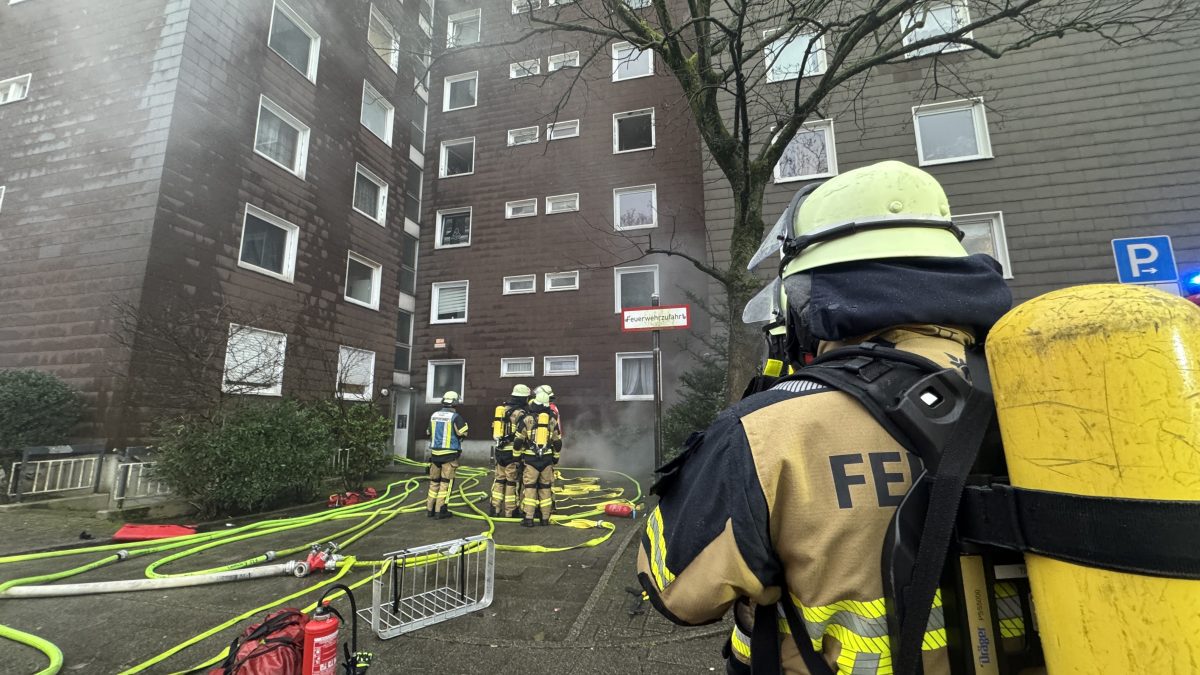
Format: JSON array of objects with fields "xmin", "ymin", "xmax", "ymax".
[
  {"xmin": 496, "ymin": 403, "xmax": 531, "ymax": 459},
  {"xmin": 427, "ymin": 407, "xmax": 468, "ymax": 461},
  {"xmin": 637, "ymin": 325, "xmax": 979, "ymax": 675}
]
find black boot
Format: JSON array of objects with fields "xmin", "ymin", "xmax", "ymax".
[
  {"xmin": 487, "ymin": 503, "xmax": 497, "ymax": 517},
  {"xmin": 521, "ymin": 518, "xmax": 535, "ymax": 528},
  {"xmin": 539, "ymin": 518, "xmax": 550, "ymax": 526},
  {"xmin": 437, "ymin": 506, "xmax": 452, "ymax": 520},
  {"xmin": 427, "ymin": 509, "xmax": 435, "ymax": 518}
]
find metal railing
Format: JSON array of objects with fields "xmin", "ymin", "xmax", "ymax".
[
  {"xmin": 359, "ymin": 534, "xmax": 495, "ymax": 639},
  {"xmin": 6, "ymin": 452, "xmax": 101, "ymax": 500},
  {"xmin": 113, "ymin": 461, "xmax": 171, "ymax": 506}
]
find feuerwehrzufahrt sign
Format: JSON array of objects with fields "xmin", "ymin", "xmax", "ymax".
[{"xmin": 621, "ymin": 305, "xmax": 691, "ymax": 332}]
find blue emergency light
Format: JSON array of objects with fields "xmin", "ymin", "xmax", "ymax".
[{"xmin": 1184, "ymin": 272, "xmax": 1200, "ymax": 296}]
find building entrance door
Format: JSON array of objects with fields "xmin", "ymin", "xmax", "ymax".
[{"xmin": 393, "ymin": 390, "xmax": 413, "ymax": 459}]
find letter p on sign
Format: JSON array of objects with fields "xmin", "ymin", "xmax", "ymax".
[{"xmin": 1112, "ymin": 235, "xmax": 1178, "ymax": 284}]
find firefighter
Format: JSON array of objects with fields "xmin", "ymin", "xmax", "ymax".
[
  {"xmin": 519, "ymin": 389, "xmax": 561, "ymax": 527},
  {"xmin": 635, "ymin": 161, "xmax": 1014, "ymax": 674},
  {"xmin": 534, "ymin": 384, "xmax": 563, "ymax": 463},
  {"xmin": 490, "ymin": 384, "xmax": 531, "ymax": 518},
  {"xmin": 425, "ymin": 391, "xmax": 468, "ymax": 520}
]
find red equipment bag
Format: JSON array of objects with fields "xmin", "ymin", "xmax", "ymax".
[
  {"xmin": 208, "ymin": 608, "xmax": 308, "ymax": 675},
  {"xmin": 112, "ymin": 524, "xmax": 197, "ymax": 542}
]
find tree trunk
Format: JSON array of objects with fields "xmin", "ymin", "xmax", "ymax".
[
  {"xmin": 723, "ymin": 282, "xmax": 762, "ymax": 403},
  {"xmin": 721, "ymin": 179, "xmax": 771, "ymax": 404}
]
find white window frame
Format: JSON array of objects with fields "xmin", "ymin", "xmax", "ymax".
[
  {"xmin": 623, "ymin": 0, "xmax": 651, "ymax": 8},
  {"xmin": 500, "ymin": 357, "xmax": 536, "ymax": 378},
  {"xmin": 763, "ymin": 29, "xmax": 827, "ymax": 82},
  {"xmin": 902, "ymin": 0, "xmax": 973, "ymax": 58},
  {"xmin": 507, "ymin": 126, "xmax": 540, "ymax": 146},
  {"xmin": 222, "ymin": 324, "xmax": 287, "ymax": 397},
  {"xmin": 253, "ymin": 95, "xmax": 310, "ymax": 179},
  {"xmin": 0, "ymin": 186, "xmax": 6, "ymax": 213},
  {"xmin": 337, "ymin": 346, "xmax": 376, "ymax": 401},
  {"xmin": 615, "ymin": 351, "xmax": 655, "ymax": 401},
  {"xmin": 548, "ymin": 51, "xmax": 580, "ymax": 71},
  {"xmin": 511, "ymin": 0, "xmax": 541, "ymax": 14},
  {"xmin": 431, "ymin": 280, "xmax": 470, "ymax": 324},
  {"xmin": 611, "ymin": 42, "xmax": 653, "ymax": 81},
  {"xmin": 0, "ymin": 73, "xmax": 32, "ymax": 105},
  {"xmin": 613, "ymin": 264, "xmax": 659, "ymax": 313},
  {"xmin": 238, "ymin": 204, "xmax": 300, "ymax": 283},
  {"xmin": 544, "ymin": 271, "xmax": 579, "ymax": 292},
  {"xmin": 268, "ymin": 0, "xmax": 321, "ymax": 82},
  {"xmin": 506, "ymin": 199, "xmax": 538, "ymax": 219},
  {"xmin": 361, "ymin": 80, "xmax": 395, "ymax": 145},
  {"xmin": 446, "ymin": 9, "xmax": 482, "ymax": 48},
  {"xmin": 502, "ymin": 274, "xmax": 537, "ymax": 295},
  {"xmin": 955, "ymin": 211, "xmax": 1013, "ymax": 279},
  {"xmin": 913, "ymin": 98, "xmax": 993, "ymax": 166},
  {"xmin": 426, "ymin": 359, "xmax": 466, "ymax": 404},
  {"xmin": 368, "ymin": 5, "xmax": 401, "ymax": 71},
  {"xmin": 543, "ymin": 355, "xmax": 580, "ymax": 376},
  {"xmin": 352, "ymin": 163, "xmax": 389, "ymax": 224},
  {"xmin": 510, "ymin": 59, "xmax": 541, "ymax": 79},
  {"xmin": 612, "ymin": 108, "xmax": 655, "ymax": 154},
  {"xmin": 546, "ymin": 120, "xmax": 580, "ymax": 140},
  {"xmin": 344, "ymin": 251, "xmax": 383, "ymax": 310},
  {"xmin": 435, "ymin": 207, "xmax": 473, "ymax": 249},
  {"xmin": 439, "ymin": 137, "xmax": 476, "ymax": 178},
  {"xmin": 546, "ymin": 193, "xmax": 579, "ymax": 214},
  {"xmin": 443, "ymin": 71, "xmax": 479, "ymax": 112},
  {"xmin": 612, "ymin": 184, "xmax": 658, "ymax": 231},
  {"xmin": 772, "ymin": 119, "xmax": 839, "ymax": 183}
]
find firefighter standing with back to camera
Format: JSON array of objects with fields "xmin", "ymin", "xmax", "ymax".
[
  {"xmin": 636, "ymin": 161, "xmax": 1015, "ymax": 674},
  {"xmin": 520, "ymin": 389, "xmax": 561, "ymax": 527},
  {"xmin": 425, "ymin": 391, "xmax": 468, "ymax": 520},
  {"xmin": 490, "ymin": 384, "xmax": 531, "ymax": 518}
]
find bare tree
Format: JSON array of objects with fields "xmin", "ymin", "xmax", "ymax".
[{"xmin": 482, "ymin": 0, "xmax": 1200, "ymax": 400}]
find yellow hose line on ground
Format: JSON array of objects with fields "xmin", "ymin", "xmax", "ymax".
[{"xmin": 0, "ymin": 623, "xmax": 63, "ymax": 675}]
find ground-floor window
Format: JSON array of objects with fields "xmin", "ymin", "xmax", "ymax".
[
  {"xmin": 427, "ymin": 359, "xmax": 466, "ymax": 403},
  {"xmin": 616, "ymin": 352, "xmax": 654, "ymax": 401}
]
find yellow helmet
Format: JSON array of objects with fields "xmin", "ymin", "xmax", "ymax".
[
  {"xmin": 441, "ymin": 391, "xmax": 459, "ymax": 405},
  {"xmin": 780, "ymin": 161, "xmax": 967, "ymax": 277},
  {"xmin": 533, "ymin": 390, "xmax": 551, "ymax": 407},
  {"xmin": 535, "ymin": 384, "xmax": 555, "ymax": 401},
  {"xmin": 511, "ymin": 384, "xmax": 531, "ymax": 398}
]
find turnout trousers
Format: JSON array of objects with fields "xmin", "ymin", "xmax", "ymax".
[
  {"xmin": 490, "ymin": 452, "xmax": 521, "ymax": 517},
  {"xmin": 426, "ymin": 458, "xmax": 459, "ymax": 512},
  {"xmin": 521, "ymin": 458, "xmax": 555, "ymax": 522}
]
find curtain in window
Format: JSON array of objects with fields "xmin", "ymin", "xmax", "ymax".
[
  {"xmin": 437, "ymin": 285, "xmax": 467, "ymax": 319},
  {"xmin": 256, "ymin": 109, "xmax": 298, "ymax": 167},
  {"xmin": 622, "ymin": 356, "xmax": 654, "ymax": 397},
  {"xmin": 354, "ymin": 174, "xmax": 379, "ymax": 216},
  {"xmin": 226, "ymin": 329, "xmax": 283, "ymax": 388}
]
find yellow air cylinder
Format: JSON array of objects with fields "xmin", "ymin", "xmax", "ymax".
[
  {"xmin": 492, "ymin": 404, "xmax": 507, "ymax": 441},
  {"xmin": 534, "ymin": 412, "xmax": 550, "ymax": 450},
  {"xmin": 987, "ymin": 284, "xmax": 1200, "ymax": 673}
]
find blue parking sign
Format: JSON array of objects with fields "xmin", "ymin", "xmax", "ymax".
[{"xmin": 1111, "ymin": 236, "xmax": 1178, "ymax": 284}]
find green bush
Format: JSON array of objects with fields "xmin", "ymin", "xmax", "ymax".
[
  {"xmin": 0, "ymin": 370, "xmax": 83, "ymax": 451},
  {"xmin": 317, "ymin": 401, "xmax": 391, "ymax": 492},
  {"xmin": 662, "ymin": 359, "xmax": 728, "ymax": 462},
  {"xmin": 154, "ymin": 400, "xmax": 334, "ymax": 517}
]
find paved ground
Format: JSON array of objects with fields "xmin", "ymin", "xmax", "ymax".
[{"xmin": 0, "ymin": 469, "xmax": 731, "ymax": 674}]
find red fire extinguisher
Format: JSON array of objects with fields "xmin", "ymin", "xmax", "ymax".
[
  {"xmin": 604, "ymin": 503, "xmax": 638, "ymax": 519},
  {"xmin": 302, "ymin": 584, "xmax": 372, "ymax": 675}
]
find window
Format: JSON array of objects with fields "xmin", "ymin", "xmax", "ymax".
[
  {"xmin": 222, "ymin": 325, "xmax": 286, "ymax": 396},
  {"xmin": 268, "ymin": 1, "xmax": 320, "ymax": 81},
  {"xmin": 404, "ymin": 160, "xmax": 423, "ymax": 223},
  {"xmin": 503, "ymin": 275, "xmax": 536, "ymax": 295},
  {"xmin": 773, "ymin": 120, "xmax": 838, "ymax": 183},
  {"xmin": 510, "ymin": 60, "xmax": 540, "ymax": 79},
  {"xmin": 344, "ymin": 252, "xmax": 382, "ymax": 310},
  {"xmin": 361, "ymin": 81, "xmax": 395, "ymax": 145},
  {"xmin": 419, "ymin": 13, "xmax": 433, "ymax": 37},
  {"xmin": 436, "ymin": 208, "xmax": 472, "ymax": 248},
  {"xmin": 613, "ymin": 185, "xmax": 657, "ymax": 230},
  {"xmin": 501, "ymin": 357, "xmax": 535, "ymax": 377},
  {"xmin": 508, "ymin": 126, "xmax": 539, "ymax": 146},
  {"xmin": 616, "ymin": 352, "xmax": 654, "ymax": 400},
  {"xmin": 238, "ymin": 205, "xmax": 299, "ymax": 282},
  {"xmin": 395, "ymin": 310, "xmax": 413, "ymax": 372},
  {"xmin": 511, "ymin": 0, "xmax": 540, "ymax": 13},
  {"xmin": 955, "ymin": 212, "xmax": 1013, "ymax": 279},
  {"xmin": 439, "ymin": 138, "xmax": 475, "ymax": 177},
  {"xmin": 624, "ymin": 0, "xmax": 651, "ymax": 8},
  {"xmin": 353, "ymin": 164, "xmax": 389, "ymax": 224},
  {"xmin": 426, "ymin": 360, "xmax": 465, "ymax": 404},
  {"xmin": 548, "ymin": 52, "xmax": 579, "ymax": 71},
  {"xmin": 410, "ymin": 98, "xmax": 428, "ymax": 149},
  {"xmin": 447, "ymin": 9, "xmax": 481, "ymax": 48},
  {"xmin": 506, "ymin": 199, "xmax": 538, "ymax": 219},
  {"xmin": 547, "ymin": 120, "xmax": 579, "ymax": 140},
  {"xmin": 764, "ymin": 29, "xmax": 826, "ymax": 82},
  {"xmin": 902, "ymin": 1, "xmax": 972, "ymax": 58},
  {"xmin": 546, "ymin": 193, "xmax": 579, "ymax": 214},
  {"xmin": 443, "ymin": 72, "xmax": 478, "ymax": 111},
  {"xmin": 613, "ymin": 264, "xmax": 659, "ymax": 312},
  {"xmin": 399, "ymin": 234, "xmax": 418, "ymax": 295},
  {"xmin": 0, "ymin": 74, "xmax": 31, "ymax": 105},
  {"xmin": 337, "ymin": 346, "xmax": 376, "ymax": 401},
  {"xmin": 368, "ymin": 6, "xmax": 400, "ymax": 71},
  {"xmin": 431, "ymin": 280, "xmax": 469, "ymax": 323},
  {"xmin": 254, "ymin": 96, "xmax": 310, "ymax": 178},
  {"xmin": 0, "ymin": 186, "xmax": 6, "ymax": 213},
  {"xmin": 613, "ymin": 108, "xmax": 654, "ymax": 153},
  {"xmin": 913, "ymin": 99, "xmax": 992, "ymax": 166},
  {"xmin": 612, "ymin": 42, "xmax": 653, "ymax": 81},
  {"xmin": 544, "ymin": 355, "xmax": 579, "ymax": 376},
  {"xmin": 544, "ymin": 271, "xmax": 579, "ymax": 292}
]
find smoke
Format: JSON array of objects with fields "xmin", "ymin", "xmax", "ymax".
[{"xmin": 560, "ymin": 404, "xmax": 656, "ymax": 479}]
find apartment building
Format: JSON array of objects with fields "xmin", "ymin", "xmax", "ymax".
[
  {"xmin": 413, "ymin": 0, "xmax": 709, "ymax": 461},
  {"xmin": 0, "ymin": 0, "xmax": 430, "ymax": 445}
]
